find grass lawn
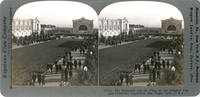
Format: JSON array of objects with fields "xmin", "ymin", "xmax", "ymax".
[
  {"xmin": 99, "ymin": 39, "xmax": 172, "ymax": 77},
  {"xmin": 58, "ymin": 41, "xmax": 84, "ymax": 48},
  {"xmin": 12, "ymin": 39, "xmax": 84, "ymax": 75}
]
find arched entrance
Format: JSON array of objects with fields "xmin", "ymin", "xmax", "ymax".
[
  {"xmin": 72, "ymin": 17, "xmax": 94, "ymax": 34},
  {"xmin": 167, "ymin": 25, "xmax": 176, "ymax": 33},
  {"xmin": 161, "ymin": 17, "xmax": 182, "ymax": 34},
  {"xmin": 79, "ymin": 25, "xmax": 88, "ymax": 33}
]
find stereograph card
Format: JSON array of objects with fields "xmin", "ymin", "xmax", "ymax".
[{"xmin": 0, "ymin": 0, "xmax": 200, "ymax": 96}]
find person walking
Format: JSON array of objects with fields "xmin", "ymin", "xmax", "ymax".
[
  {"xmin": 69, "ymin": 70, "xmax": 72, "ymax": 79},
  {"xmin": 63, "ymin": 60, "xmax": 65, "ymax": 66},
  {"xmin": 119, "ymin": 72, "xmax": 124, "ymax": 84},
  {"xmin": 41, "ymin": 73, "xmax": 46, "ymax": 85},
  {"xmin": 78, "ymin": 60, "xmax": 82, "ymax": 69},
  {"xmin": 38, "ymin": 73, "xmax": 41, "ymax": 86},
  {"xmin": 32, "ymin": 72, "xmax": 36, "ymax": 85},
  {"xmin": 74, "ymin": 59, "xmax": 77, "ymax": 69},
  {"xmin": 69, "ymin": 55, "xmax": 73, "ymax": 61},
  {"xmin": 162, "ymin": 59, "xmax": 166, "ymax": 69},
  {"xmin": 69, "ymin": 51, "xmax": 71, "ymax": 56},
  {"xmin": 138, "ymin": 63, "xmax": 141, "ymax": 74},
  {"xmin": 167, "ymin": 60, "xmax": 170, "ymax": 69},
  {"xmin": 152, "ymin": 68, "xmax": 156, "ymax": 82},
  {"xmin": 64, "ymin": 68, "xmax": 68, "ymax": 81},
  {"xmin": 80, "ymin": 49, "xmax": 82, "ymax": 54},
  {"xmin": 65, "ymin": 52, "xmax": 68, "ymax": 56},
  {"xmin": 125, "ymin": 73, "xmax": 129, "ymax": 86},
  {"xmin": 149, "ymin": 69, "xmax": 152, "ymax": 82},
  {"xmin": 158, "ymin": 62, "xmax": 161, "ymax": 70},
  {"xmin": 61, "ymin": 68, "xmax": 64, "ymax": 81},
  {"xmin": 55, "ymin": 60, "xmax": 58, "ymax": 74},
  {"xmin": 50, "ymin": 63, "xmax": 53, "ymax": 74},
  {"xmin": 117, "ymin": 79, "xmax": 122, "ymax": 86},
  {"xmin": 157, "ymin": 70, "xmax": 160, "ymax": 79},
  {"xmin": 69, "ymin": 60, "xmax": 73, "ymax": 70},
  {"xmin": 129, "ymin": 73, "xmax": 133, "ymax": 85},
  {"xmin": 143, "ymin": 60, "xmax": 146, "ymax": 74},
  {"xmin": 67, "ymin": 60, "xmax": 70, "ymax": 69},
  {"xmin": 83, "ymin": 49, "xmax": 85, "ymax": 54},
  {"xmin": 46, "ymin": 63, "xmax": 50, "ymax": 71},
  {"xmin": 134, "ymin": 62, "xmax": 138, "ymax": 74}
]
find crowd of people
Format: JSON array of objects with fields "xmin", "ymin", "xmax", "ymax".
[
  {"xmin": 30, "ymin": 41, "xmax": 90, "ymax": 86},
  {"xmin": 110, "ymin": 40, "xmax": 181, "ymax": 86},
  {"xmin": 31, "ymin": 72, "xmax": 46, "ymax": 86}
]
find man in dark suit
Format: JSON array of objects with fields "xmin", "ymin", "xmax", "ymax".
[
  {"xmin": 65, "ymin": 52, "xmax": 68, "ymax": 56},
  {"xmin": 143, "ymin": 60, "xmax": 146, "ymax": 74},
  {"xmin": 38, "ymin": 73, "xmax": 41, "ymax": 86},
  {"xmin": 125, "ymin": 73, "xmax": 129, "ymax": 86},
  {"xmin": 69, "ymin": 51, "xmax": 71, "ymax": 56},
  {"xmin": 74, "ymin": 59, "xmax": 77, "ymax": 69},
  {"xmin": 134, "ymin": 62, "xmax": 138, "ymax": 74},
  {"xmin": 69, "ymin": 70, "xmax": 72, "ymax": 79},
  {"xmin": 69, "ymin": 60, "xmax": 73, "ymax": 70},
  {"xmin": 167, "ymin": 60, "xmax": 170, "ymax": 69},
  {"xmin": 67, "ymin": 60, "xmax": 70, "ymax": 69},
  {"xmin": 138, "ymin": 63, "xmax": 141, "ymax": 74},
  {"xmin": 50, "ymin": 63, "xmax": 53, "ymax": 74},
  {"xmin": 55, "ymin": 60, "xmax": 58, "ymax": 73},
  {"xmin": 63, "ymin": 60, "xmax": 65, "ymax": 66},
  {"xmin": 162, "ymin": 59, "xmax": 166, "ymax": 69},
  {"xmin": 32, "ymin": 72, "xmax": 36, "ymax": 84},
  {"xmin": 152, "ymin": 68, "xmax": 156, "ymax": 82},
  {"xmin": 119, "ymin": 72, "xmax": 124, "ymax": 84},
  {"xmin": 64, "ymin": 68, "xmax": 68, "ymax": 81},
  {"xmin": 78, "ymin": 60, "xmax": 82, "ymax": 69}
]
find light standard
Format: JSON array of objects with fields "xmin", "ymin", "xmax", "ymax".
[
  {"xmin": 83, "ymin": 66, "xmax": 88, "ymax": 85},
  {"xmin": 171, "ymin": 65, "xmax": 176, "ymax": 85}
]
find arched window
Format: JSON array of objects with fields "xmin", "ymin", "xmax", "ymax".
[
  {"xmin": 167, "ymin": 25, "xmax": 176, "ymax": 30},
  {"xmin": 79, "ymin": 25, "xmax": 87, "ymax": 30}
]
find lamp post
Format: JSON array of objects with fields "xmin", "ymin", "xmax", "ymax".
[
  {"xmin": 90, "ymin": 51, "xmax": 93, "ymax": 55},
  {"xmin": 83, "ymin": 66, "xmax": 88, "ymax": 85},
  {"xmin": 171, "ymin": 65, "xmax": 176, "ymax": 85}
]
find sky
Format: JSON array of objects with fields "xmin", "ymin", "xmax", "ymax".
[
  {"xmin": 99, "ymin": 1, "xmax": 184, "ymax": 28},
  {"xmin": 14, "ymin": 1, "xmax": 184, "ymax": 28},
  {"xmin": 14, "ymin": 1, "xmax": 98, "ymax": 28}
]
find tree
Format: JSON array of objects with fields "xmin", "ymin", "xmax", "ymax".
[
  {"xmin": 12, "ymin": 34, "xmax": 18, "ymax": 44},
  {"xmin": 107, "ymin": 36, "xmax": 112, "ymax": 45},
  {"xmin": 112, "ymin": 35, "xmax": 116, "ymax": 40},
  {"xmin": 18, "ymin": 36, "xmax": 23, "ymax": 45},
  {"xmin": 100, "ymin": 33, "xmax": 106, "ymax": 44},
  {"xmin": 117, "ymin": 35, "xmax": 121, "ymax": 42},
  {"xmin": 128, "ymin": 30, "xmax": 133, "ymax": 39},
  {"xmin": 40, "ymin": 30, "xmax": 45, "ymax": 39}
]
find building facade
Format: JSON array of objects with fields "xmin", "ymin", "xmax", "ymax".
[
  {"xmin": 73, "ymin": 17, "xmax": 94, "ymax": 34},
  {"xmin": 161, "ymin": 17, "xmax": 183, "ymax": 34},
  {"xmin": 99, "ymin": 17, "xmax": 129, "ymax": 37},
  {"xmin": 12, "ymin": 17, "xmax": 41, "ymax": 38},
  {"xmin": 129, "ymin": 17, "xmax": 183, "ymax": 35}
]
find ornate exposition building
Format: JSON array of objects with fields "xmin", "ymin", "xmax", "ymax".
[
  {"xmin": 99, "ymin": 17, "xmax": 129, "ymax": 37},
  {"xmin": 130, "ymin": 17, "xmax": 183, "ymax": 35},
  {"xmin": 12, "ymin": 17, "xmax": 41, "ymax": 38},
  {"xmin": 72, "ymin": 17, "xmax": 94, "ymax": 34},
  {"xmin": 161, "ymin": 17, "xmax": 183, "ymax": 34}
]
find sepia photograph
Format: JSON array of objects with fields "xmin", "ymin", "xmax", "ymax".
[
  {"xmin": 2, "ymin": 0, "xmax": 200, "ymax": 96},
  {"xmin": 98, "ymin": 1, "xmax": 184, "ymax": 86},
  {"xmin": 12, "ymin": 1, "xmax": 98, "ymax": 86}
]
